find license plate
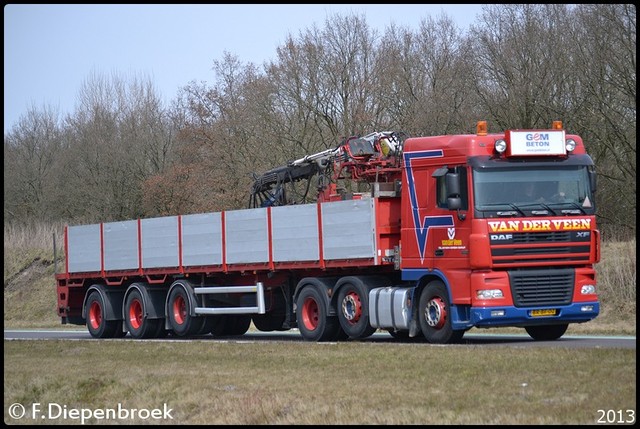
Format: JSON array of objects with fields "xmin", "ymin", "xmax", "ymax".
[{"xmin": 530, "ymin": 309, "xmax": 557, "ymax": 317}]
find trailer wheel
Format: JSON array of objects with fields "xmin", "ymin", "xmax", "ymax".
[
  {"xmin": 418, "ymin": 281, "xmax": 465, "ymax": 344},
  {"xmin": 209, "ymin": 315, "xmax": 228, "ymax": 337},
  {"xmin": 296, "ymin": 286, "xmax": 340, "ymax": 342},
  {"xmin": 224, "ymin": 315, "xmax": 252, "ymax": 336},
  {"xmin": 195, "ymin": 317, "xmax": 215, "ymax": 336},
  {"xmin": 86, "ymin": 291, "xmax": 119, "ymax": 338},
  {"xmin": 333, "ymin": 326, "xmax": 349, "ymax": 341},
  {"xmin": 114, "ymin": 321, "xmax": 128, "ymax": 338},
  {"xmin": 207, "ymin": 315, "xmax": 251, "ymax": 336},
  {"xmin": 337, "ymin": 281, "xmax": 376, "ymax": 339},
  {"xmin": 525, "ymin": 324, "xmax": 568, "ymax": 341},
  {"xmin": 154, "ymin": 322, "xmax": 169, "ymax": 338},
  {"xmin": 167, "ymin": 285, "xmax": 204, "ymax": 336},
  {"xmin": 252, "ymin": 313, "xmax": 286, "ymax": 332},
  {"xmin": 124, "ymin": 289, "xmax": 160, "ymax": 339}
]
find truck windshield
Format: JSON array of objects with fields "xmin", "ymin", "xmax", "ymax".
[{"xmin": 473, "ymin": 166, "xmax": 595, "ymax": 214}]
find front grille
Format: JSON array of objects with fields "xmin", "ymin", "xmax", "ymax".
[
  {"xmin": 512, "ymin": 231, "xmax": 571, "ymax": 243},
  {"xmin": 509, "ymin": 268, "xmax": 574, "ymax": 307},
  {"xmin": 490, "ymin": 231, "xmax": 591, "ymax": 266}
]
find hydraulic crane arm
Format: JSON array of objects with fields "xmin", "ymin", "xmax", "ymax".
[{"xmin": 248, "ymin": 131, "xmax": 406, "ymax": 208}]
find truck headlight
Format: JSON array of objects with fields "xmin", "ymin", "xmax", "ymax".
[
  {"xmin": 476, "ymin": 289, "xmax": 504, "ymax": 299},
  {"xmin": 581, "ymin": 284, "xmax": 596, "ymax": 294}
]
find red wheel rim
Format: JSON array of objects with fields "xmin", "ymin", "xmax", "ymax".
[
  {"xmin": 128, "ymin": 298, "xmax": 143, "ymax": 330},
  {"xmin": 172, "ymin": 295, "xmax": 186, "ymax": 325},
  {"xmin": 89, "ymin": 301, "xmax": 102, "ymax": 330},
  {"xmin": 426, "ymin": 296, "xmax": 447, "ymax": 329},
  {"xmin": 341, "ymin": 291, "xmax": 362, "ymax": 325},
  {"xmin": 301, "ymin": 297, "xmax": 319, "ymax": 331}
]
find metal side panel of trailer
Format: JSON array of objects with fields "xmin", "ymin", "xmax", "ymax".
[
  {"xmin": 321, "ymin": 198, "xmax": 376, "ymax": 260},
  {"xmin": 225, "ymin": 208, "xmax": 270, "ymax": 265},
  {"xmin": 67, "ymin": 223, "xmax": 101, "ymax": 273},
  {"xmin": 103, "ymin": 220, "xmax": 139, "ymax": 271},
  {"xmin": 181, "ymin": 212, "xmax": 223, "ymax": 267},
  {"xmin": 141, "ymin": 216, "xmax": 179, "ymax": 268},
  {"xmin": 64, "ymin": 198, "xmax": 379, "ymax": 276},
  {"xmin": 271, "ymin": 204, "xmax": 320, "ymax": 262}
]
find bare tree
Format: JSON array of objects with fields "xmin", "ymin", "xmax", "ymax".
[
  {"xmin": 469, "ymin": 4, "xmax": 579, "ymax": 130},
  {"xmin": 376, "ymin": 14, "xmax": 478, "ymax": 136},
  {"xmin": 4, "ymin": 105, "xmax": 63, "ymax": 222},
  {"xmin": 58, "ymin": 71, "xmax": 174, "ymax": 222},
  {"xmin": 568, "ymin": 4, "xmax": 636, "ymax": 238},
  {"xmin": 266, "ymin": 13, "xmax": 382, "ymax": 150},
  {"xmin": 169, "ymin": 53, "xmax": 277, "ymax": 211},
  {"xmin": 467, "ymin": 4, "xmax": 635, "ymax": 238}
]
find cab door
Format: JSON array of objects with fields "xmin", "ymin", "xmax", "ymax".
[{"xmin": 428, "ymin": 166, "xmax": 471, "ymax": 267}]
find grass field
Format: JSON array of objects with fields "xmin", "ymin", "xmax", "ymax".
[{"xmin": 3, "ymin": 340, "xmax": 637, "ymax": 425}]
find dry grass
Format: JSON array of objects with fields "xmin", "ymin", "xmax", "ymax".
[
  {"xmin": 596, "ymin": 239, "xmax": 637, "ymax": 306},
  {"xmin": 3, "ymin": 340, "xmax": 636, "ymax": 425}
]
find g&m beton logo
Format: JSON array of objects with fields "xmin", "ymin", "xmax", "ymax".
[
  {"xmin": 509, "ymin": 130, "xmax": 566, "ymax": 156},
  {"xmin": 525, "ymin": 133, "xmax": 551, "ymax": 147}
]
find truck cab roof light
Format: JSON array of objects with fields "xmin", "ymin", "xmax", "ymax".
[
  {"xmin": 476, "ymin": 121, "xmax": 488, "ymax": 136},
  {"xmin": 494, "ymin": 139, "xmax": 507, "ymax": 153},
  {"xmin": 565, "ymin": 138, "xmax": 577, "ymax": 152}
]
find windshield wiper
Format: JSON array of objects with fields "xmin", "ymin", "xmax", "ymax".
[
  {"xmin": 547, "ymin": 201, "xmax": 586, "ymax": 215},
  {"xmin": 481, "ymin": 203, "xmax": 526, "ymax": 217},
  {"xmin": 517, "ymin": 202, "xmax": 558, "ymax": 216},
  {"xmin": 536, "ymin": 202, "xmax": 556, "ymax": 215}
]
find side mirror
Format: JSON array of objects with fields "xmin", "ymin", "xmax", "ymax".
[
  {"xmin": 445, "ymin": 172, "xmax": 465, "ymax": 220},
  {"xmin": 448, "ymin": 197, "xmax": 462, "ymax": 210},
  {"xmin": 446, "ymin": 173, "xmax": 461, "ymax": 196},
  {"xmin": 589, "ymin": 169, "xmax": 597, "ymax": 193}
]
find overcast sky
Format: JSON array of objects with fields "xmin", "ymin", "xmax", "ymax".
[{"xmin": 4, "ymin": 4, "xmax": 485, "ymax": 134}]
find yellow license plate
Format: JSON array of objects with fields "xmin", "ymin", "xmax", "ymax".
[{"xmin": 530, "ymin": 309, "xmax": 557, "ymax": 317}]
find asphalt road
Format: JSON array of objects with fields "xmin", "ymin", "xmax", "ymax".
[{"xmin": 4, "ymin": 329, "xmax": 636, "ymax": 349}]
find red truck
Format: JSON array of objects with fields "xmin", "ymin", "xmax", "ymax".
[{"xmin": 55, "ymin": 121, "xmax": 600, "ymax": 343}]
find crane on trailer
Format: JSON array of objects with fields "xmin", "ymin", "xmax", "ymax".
[{"xmin": 249, "ymin": 131, "xmax": 406, "ymax": 208}]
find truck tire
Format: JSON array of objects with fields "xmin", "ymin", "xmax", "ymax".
[
  {"xmin": 296, "ymin": 286, "xmax": 340, "ymax": 342},
  {"xmin": 333, "ymin": 326, "xmax": 349, "ymax": 340},
  {"xmin": 418, "ymin": 280, "xmax": 464, "ymax": 344},
  {"xmin": 223, "ymin": 315, "xmax": 252, "ymax": 336},
  {"xmin": 167, "ymin": 285, "xmax": 204, "ymax": 336},
  {"xmin": 337, "ymin": 280, "xmax": 376, "ymax": 339},
  {"xmin": 86, "ymin": 291, "xmax": 119, "ymax": 339},
  {"xmin": 253, "ymin": 288, "xmax": 288, "ymax": 331},
  {"xmin": 114, "ymin": 321, "xmax": 128, "ymax": 338},
  {"xmin": 209, "ymin": 315, "xmax": 227, "ymax": 337},
  {"xmin": 154, "ymin": 322, "xmax": 169, "ymax": 338},
  {"xmin": 525, "ymin": 324, "xmax": 568, "ymax": 341},
  {"xmin": 124, "ymin": 289, "xmax": 160, "ymax": 339},
  {"xmin": 207, "ymin": 315, "xmax": 251, "ymax": 336},
  {"xmin": 252, "ymin": 313, "xmax": 286, "ymax": 332}
]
